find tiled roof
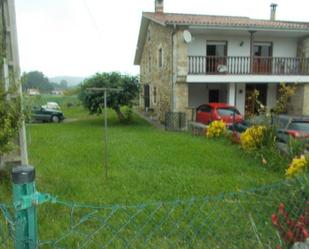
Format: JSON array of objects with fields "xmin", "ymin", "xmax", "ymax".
[{"xmin": 143, "ymin": 12, "xmax": 309, "ymax": 30}]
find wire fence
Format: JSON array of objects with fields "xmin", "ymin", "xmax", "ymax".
[{"xmin": 1, "ymin": 175, "xmax": 308, "ymax": 249}]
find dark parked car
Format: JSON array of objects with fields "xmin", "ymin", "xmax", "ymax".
[
  {"xmin": 196, "ymin": 103, "xmax": 243, "ymax": 126},
  {"xmin": 31, "ymin": 106, "xmax": 65, "ymax": 123},
  {"xmin": 276, "ymin": 115, "xmax": 309, "ymax": 143}
]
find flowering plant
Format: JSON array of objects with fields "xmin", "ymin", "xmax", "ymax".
[
  {"xmin": 240, "ymin": 125, "xmax": 266, "ymax": 150},
  {"xmin": 286, "ymin": 155, "xmax": 308, "ymax": 177},
  {"xmin": 272, "ymin": 202, "xmax": 309, "ymax": 248},
  {"xmin": 206, "ymin": 120, "xmax": 226, "ymax": 138}
]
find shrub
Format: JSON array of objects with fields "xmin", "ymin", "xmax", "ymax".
[
  {"xmin": 206, "ymin": 120, "xmax": 226, "ymax": 138},
  {"xmin": 240, "ymin": 125, "xmax": 266, "ymax": 150}
]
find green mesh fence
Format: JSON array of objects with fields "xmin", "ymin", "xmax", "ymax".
[
  {"xmin": 1, "ymin": 175, "xmax": 308, "ymax": 249},
  {"xmin": 0, "ymin": 204, "xmax": 14, "ymax": 248}
]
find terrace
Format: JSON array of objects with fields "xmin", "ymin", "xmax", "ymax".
[{"xmin": 188, "ymin": 56, "xmax": 309, "ymax": 75}]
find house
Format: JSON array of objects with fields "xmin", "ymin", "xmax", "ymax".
[
  {"xmin": 134, "ymin": 0, "xmax": 309, "ymax": 123},
  {"xmin": 28, "ymin": 88, "xmax": 41, "ymax": 96},
  {"xmin": 51, "ymin": 89, "xmax": 64, "ymax": 95}
]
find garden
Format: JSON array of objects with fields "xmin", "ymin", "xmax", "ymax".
[{"xmin": 0, "ymin": 79, "xmax": 308, "ymax": 248}]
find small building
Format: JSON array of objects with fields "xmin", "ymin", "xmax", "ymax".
[
  {"xmin": 51, "ymin": 89, "xmax": 64, "ymax": 95},
  {"xmin": 27, "ymin": 88, "xmax": 40, "ymax": 96},
  {"xmin": 134, "ymin": 1, "xmax": 309, "ymax": 122}
]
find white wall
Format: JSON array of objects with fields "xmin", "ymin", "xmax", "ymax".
[
  {"xmin": 188, "ymin": 84, "xmax": 207, "ymax": 108},
  {"xmin": 188, "ymin": 83, "xmax": 227, "ymax": 107},
  {"xmin": 188, "ymin": 34, "xmax": 298, "ymax": 58},
  {"xmin": 188, "ymin": 35, "xmax": 250, "ymax": 57}
]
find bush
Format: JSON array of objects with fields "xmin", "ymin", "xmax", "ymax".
[
  {"xmin": 240, "ymin": 125, "xmax": 266, "ymax": 150},
  {"xmin": 206, "ymin": 120, "xmax": 226, "ymax": 138}
]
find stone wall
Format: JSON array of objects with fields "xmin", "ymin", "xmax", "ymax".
[
  {"xmin": 173, "ymin": 30, "xmax": 189, "ymax": 116},
  {"xmin": 293, "ymin": 37, "xmax": 309, "ymax": 115},
  {"xmin": 140, "ymin": 21, "xmax": 173, "ymax": 122},
  {"xmin": 286, "ymin": 84, "xmax": 304, "ymax": 115},
  {"xmin": 139, "ymin": 21, "xmax": 191, "ymax": 122}
]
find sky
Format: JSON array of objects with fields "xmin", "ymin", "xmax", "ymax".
[{"xmin": 15, "ymin": 0, "xmax": 309, "ymax": 78}]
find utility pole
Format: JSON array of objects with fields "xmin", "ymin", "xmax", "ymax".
[{"xmin": 87, "ymin": 88, "xmax": 122, "ymax": 180}]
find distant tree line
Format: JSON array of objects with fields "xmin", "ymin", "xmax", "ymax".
[{"xmin": 21, "ymin": 71, "xmax": 68, "ymax": 93}]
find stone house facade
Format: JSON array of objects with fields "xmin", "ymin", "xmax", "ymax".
[
  {"xmin": 134, "ymin": 1, "xmax": 309, "ymax": 123},
  {"xmin": 0, "ymin": 0, "xmax": 28, "ymax": 169}
]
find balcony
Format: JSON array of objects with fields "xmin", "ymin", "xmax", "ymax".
[{"xmin": 188, "ymin": 56, "xmax": 309, "ymax": 75}]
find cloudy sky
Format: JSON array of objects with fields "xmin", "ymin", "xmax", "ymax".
[{"xmin": 15, "ymin": 0, "xmax": 309, "ymax": 78}]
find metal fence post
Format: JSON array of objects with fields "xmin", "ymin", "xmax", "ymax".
[{"xmin": 12, "ymin": 166, "xmax": 37, "ymax": 249}]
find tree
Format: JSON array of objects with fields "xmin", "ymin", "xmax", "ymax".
[
  {"xmin": 79, "ymin": 72, "xmax": 139, "ymax": 122},
  {"xmin": 21, "ymin": 71, "xmax": 54, "ymax": 93}
]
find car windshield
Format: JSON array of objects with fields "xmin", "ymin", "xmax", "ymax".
[
  {"xmin": 217, "ymin": 107, "xmax": 240, "ymax": 116},
  {"xmin": 289, "ymin": 121, "xmax": 309, "ymax": 133},
  {"xmin": 276, "ymin": 117, "xmax": 290, "ymax": 129}
]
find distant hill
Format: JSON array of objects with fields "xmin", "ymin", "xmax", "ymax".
[{"xmin": 49, "ymin": 76, "xmax": 85, "ymax": 87}]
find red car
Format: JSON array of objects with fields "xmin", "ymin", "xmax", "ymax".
[
  {"xmin": 196, "ymin": 103, "xmax": 244, "ymax": 126},
  {"xmin": 276, "ymin": 115, "xmax": 309, "ymax": 141}
]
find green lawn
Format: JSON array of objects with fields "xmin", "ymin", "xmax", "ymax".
[
  {"xmin": 22, "ymin": 103, "xmax": 281, "ymax": 205},
  {"xmin": 1, "ymin": 98, "xmax": 296, "ymax": 248}
]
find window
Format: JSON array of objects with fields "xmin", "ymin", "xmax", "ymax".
[
  {"xmin": 158, "ymin": 48, "xmax": 163, "ymax": 68},
  {"xmin": 206, "ymin": 41, "xmax": 227, "ymax": 73},
  {"xmin": 198, "ymin": 105, "xmax": 211, "ymax": 113},
  {"xmin": 147, "ymin": 29, "xmax": 151, "ymax": 41},
  {"xmin": 153, "ymin": 87, "xmax": 157, "ymax": 104},
  {"xmin": 217, "ymin": 107, "xmax": 240, "ymax": 116},
  {"xmin": 148, "ymin": 51, "xmax": 151, "ymax": 73},
  {"xmin": 206, "ymin": 41, "xmax": 227, "ymax": 57},
  {"xmin": 289, "ymin": 122, "xmax": 309, "ymax": 133},
  {"xmin": 253, "ymin": 42, "xmax": 272, "ymax": 57}
]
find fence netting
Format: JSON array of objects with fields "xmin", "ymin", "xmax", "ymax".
[{"xmin": 1, "ymin": 175, "xmax": 308, "ymax": 249}]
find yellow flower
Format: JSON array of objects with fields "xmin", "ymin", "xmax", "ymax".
[
  {"xmin": 206, "ymin": 120, "xmax": 226, "ymax": 138},
  {"xmin": 285, "ymin": 155, "xmax": 308, "ymax": 177},
  {"xmin": 240, "ymin": 125, "xmax": 266, "ymax": 151}
]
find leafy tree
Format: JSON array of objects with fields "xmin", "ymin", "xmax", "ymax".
[
  {"xmin": 21, "ymin": 71, "xmax": 54, "ymax": 93},
  {"xmin": 79, "ymin": 72, "xmax": 139, "ymax": 122}
]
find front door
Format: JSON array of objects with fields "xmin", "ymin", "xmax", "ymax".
[
  {"xmin": 245, "ymin": 84, "xmax": 268, "ymax": 116},
  {"xmin": 209, "ymin": 89, "xmax": 219, "ymax": 103},
  {"xmin": 144, "ymin": 85, "xmax": 150, "ymax": 109}
]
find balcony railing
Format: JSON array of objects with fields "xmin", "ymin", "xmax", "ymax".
[{"xmin": 188, "ymin": 56, "xmax": 309, "ymax": 75}]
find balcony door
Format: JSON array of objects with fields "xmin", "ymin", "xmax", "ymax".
[
  {"xmin": 253, "ymin": 42, "xmax": 272, "ymax": 74},
  {"xmin": 206, "ymin": 41, "xmax": 227, "ymax": 74}
]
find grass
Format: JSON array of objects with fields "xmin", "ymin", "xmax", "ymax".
[
  {"xmin": 10, "ymin": 96, "xmax": 281, "ymax": 206},
  {"xmin": 1, "ymin": 95, "xmax": 301, "ymax": 248}
]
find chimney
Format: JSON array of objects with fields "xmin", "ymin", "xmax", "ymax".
[
  {"xmin": 270, "ymin": 3, "xmax": 278, "ymax": 21},
  {"xmin": 155, "ymin": 0, "xmax": 164, "ymax": 14}
]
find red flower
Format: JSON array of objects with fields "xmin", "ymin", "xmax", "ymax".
[
  {"xmin": 303, "ymin": 228, "xmax": 309, "ymax": 238},
  {"xmin": 272, "ymin": 214, "xmax": 279, "ymax": 226}
]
